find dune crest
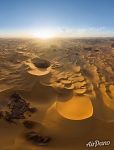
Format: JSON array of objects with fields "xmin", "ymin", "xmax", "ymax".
[{"xmin": 25, "ymin": 57, "xmax": 51, "ymax": 76}]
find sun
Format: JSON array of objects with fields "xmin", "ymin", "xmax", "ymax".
[{"xmin": 34, "ymin": 29, "xmax": 56, "ymax": 39}]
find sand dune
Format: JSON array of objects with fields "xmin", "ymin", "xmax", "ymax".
[{"xmin": 56, "ymin": 95, "xmax": 93, "ymax": 120}]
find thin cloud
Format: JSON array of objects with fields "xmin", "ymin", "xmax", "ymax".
[{"xmin": 58, "ymin": 27, "xmax": 114, "ymax": 37}]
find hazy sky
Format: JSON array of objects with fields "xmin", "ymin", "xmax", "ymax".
[{"xmin": 0, "ymin": 0, "xmax": 114, "ymax": 37}]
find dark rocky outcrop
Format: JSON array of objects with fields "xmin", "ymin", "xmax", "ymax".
[
  {"xmin": 25, "ymin": 131, "xmax": 51, "ymax": 146},
  {"xmin": 0, "ymin": 93, "xmax": 37, "ymax": 123},
  {"xmin": 23, "ymin": 120, "xmax": 36, "ymax": 129},
  {"xmin": 32, "ymin": 58, "xmax": 51, "ymax": 69}
]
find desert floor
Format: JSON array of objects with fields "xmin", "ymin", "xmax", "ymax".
[{"xmin": 0, "ymin": 38, "xmax": 114, "ymax": 150}]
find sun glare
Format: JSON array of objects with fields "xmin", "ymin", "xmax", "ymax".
[{"xmin": 34, "ymin": 29, "xmax": 56, "ymax": 39}]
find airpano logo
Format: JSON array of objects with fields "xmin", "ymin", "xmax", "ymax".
[{"xmin": 86, "ymin": 140, "xmax": 111, "ymax": 148}]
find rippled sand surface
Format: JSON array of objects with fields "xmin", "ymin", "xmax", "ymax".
[{"xmin": 0, "ymin": 38, "xmax": 114, "ymax": 150}]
